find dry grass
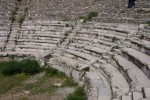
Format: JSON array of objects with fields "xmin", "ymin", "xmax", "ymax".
[{"xmin": 0, "ymin": 67, "xmax": 78, "ymax": 100}]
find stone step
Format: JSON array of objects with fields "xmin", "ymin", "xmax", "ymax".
[
  {"xmin": 77, "ymin": 29, "xmax": 126, "ymax": 41},
  {"xmin": 84, "ymin": 45, "xmax": 108, "ymax": 54},
  {"xmin": 128, "ymin": 39, "xmax": 150, "ymax": 56},
  {"xmin": 142, "ymin": 40, "xmax": 150, "ymax": 55},
  {"xmin": 15, "ymin": 48, "xmax": 50, "ymax": 54},
  {"xmin": 144, "ymin": 88, "xmax": 150, "ymax": 99},
  {"xmin": 122, "ymin": 48, "xmax": 150, "ymax": 79},
  {"xmin": 100, "ymin": 64, "xmax": 130, "ymax": 99},
  {"xmin": 85, "ymin": 71, "xmax": 112, "ymax": 100},
  {"xmin": 16, "ymin": 44, "xmax": 54, "ymax": 49},
  {"xmin": 93, "ymin": 17, "xmax": 148, "ymax": 24},
  {"xmin": 122, "ymin": 95, "xmax": 132, "ymax": 100},
  {"xmin": 17, "ymin": 39, "xmax": 58, "ymax": 44},
  {"xmin": 115, "ymin": 55, "xmax": 150, "ymax": 89},
  {"xmin": 49, "ymin": 58, "xmax": 83, "ymax": 82},
  {"xmin": 67, "ymin": 43, "xmax": 110, "ymax": 57},
  {"xmin": 65, "ymin": 49, "xmax": 98, "ymax": 62},
  {"xmin": 132, "ymin": 92, "xmax": 143, "ymax": 100},
  {"xmin": 50, "ymin": 56, "xmax": 89, "ymax": 70},
  {"xmin": 18, "ymin": 34, "xmax": 64, "ymax": 38},
  {"xmin": 73, "ymin": 36, "xmax": 117, "ymax": 47}
]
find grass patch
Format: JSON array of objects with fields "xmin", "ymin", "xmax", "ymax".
[
  {"xmin": 0, "ymin": 59, "xmax": 78, "ymax": 97},
  {"xmin": 34, "ymin": 85, "xmax": 58, "ymax": 94},
  {"xmin": 24, "ymin": 8, "xmax": 28, "ymax": 14},
  {"xmin": 8, "ymin": 54, "xmax": 16, "ymax": 59},
  {"xmin": 44, "ymin": 54, "xmax": 52, "ymax": 60},
  {"xmin": 16, "ymin": 0, "xmax": 22, "ymax": 2},
  {"xmin": 9, "ymin": 0, "xmax": 21, "ymax": 23},
  {"xmin": 23, "ymin": 67, "xmax": 78, "ymax": 94},
  {"xmin": 80, "ymin": 11, "xmax": 98, "ymax": 22},
  {"xmin": 136, "ymin": 9, "xmax": 144, "ymax": 13},
  {"xmin": 146, "ymin": 21, "xmax": 150, "ymax": 26},
  {"xmin": 44, "ymin": 67, "xmax": 65, "ymax": 78},
  {"xmin": 0, "ymin": 74, "xmax": 29, "ymax": 95},
  {"xmin": 18, "ymin": 16, "xmax": 25, "ymax": 28},
  {"xmin": 18, "ymin": 7, "xmax": 28, "ymax": 28},
  {"xmin": 64, "ymin": 32, "xmax": 69, "ymax": 37},
  {"xmin": 9, "ymin": 16, "xmax": 16, "ymax": 23},
  {"xmin": 0, "ymin": 59, "xmax": 40, "ymax": 76},
  {"xmin": 112, "ymin": 36, "xmax": 117, "ymax": 42},
  {"xmin": 23, "ymin": 73, "xmax": 58, "ymax": 95},
  {"xmin": 44, "ymin": 68, "xmax": 78, "ymax": 87},
  {"xmin": 81, "ymin": 67, "xmax": 90, "ymax": 72},
  {"xmin": 19, "ymin": 97, "xmax": 28, "ymax": 100},
  {"xmin": 136, "ymin": 9, "xmax": 150, "ymax": 14},
  {"xmin": 23, "ymin": 83, "xmax": 58, "ymax": 95},
  {"xmin": 44, "ymin": 53, "xmax": 52, "ymax": 62},
  {"xmin": 66, "ymin": 24, "xmax": 69, "ymax": 27},
  {"xmin": 62, "ymin": 78, "xmax": 78, "ymax": 87},
  {"xmin": 64, "ymin": 87, "xmax": 86, "ymax": 100},
  {"xmin": 139, "ymin": 34, "xmax": 144, "ymax": 39},
  {"xmin": 87, "ymin": 12, "xmax": 98, "ymax": 20}
]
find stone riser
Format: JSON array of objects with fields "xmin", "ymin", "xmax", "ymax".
[{"xmin": 122, "ymin": 52, "xmax": 150, "ymax": 79}]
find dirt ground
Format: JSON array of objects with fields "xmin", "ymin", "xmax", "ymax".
[
  {"xmin": 0, "ymin": 87, "xmax": 75, "ymax": 100},
  {"xmin": 0, "ymin": 57, "xmax": 11, "ymax": 62},
  {"xmin": 0, "ymin": 72, "xmax": 75, "ymax": 100}
]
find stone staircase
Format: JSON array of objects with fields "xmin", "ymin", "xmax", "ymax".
[
  {"xmin": 47, "ymin": 22, "xmax": 150, "ymax": 100},
  {"xmin": 1, "ymin": 2, "xmax": 150, "ymax": 98},
  {"xmin": 0, "ymin": 20, "xmax": 150, "ymax": 100},
  {"xmin": 5, "ymin": 0, "xmax": 31, "ymax": 51},
  {"xmin": 0, "ymin": 0, "xmax": 150, "ymax": 99}
]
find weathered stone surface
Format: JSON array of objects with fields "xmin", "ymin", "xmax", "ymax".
[
  {"xmin": 122, "ymin": 95, "xmax": 132, "ymax": 100},
  {"xmin": 85, "ymin": 72, "xmax": 112, "ymax": 100},
  {"xmin": 102, "ymin": 64, "xmax": 130, "ymax": 98},
  {"xmin": 144, "ymin": 88, "xmax": 150, "ymax": 99},
  {"xmin": 123, "ymin": 48, "xmax": 150, "ymax": 69},
  {"xmin": 1, "ymin": 10, "xmax": 150, "ymax": 100},
  {"xmin": 133, "ymin": 92, "xmax": 143, "ymax": 100},
  {"xmin": 122, "ymin": 48, "xmax": 150, "ymax": 79},
  {"xmin": 65, "ymin": 49, "xmax": 97, "ymax": 61},
  {"xmin": 115, "ymin": 55, "xmax": 150, "ymax": 88}
]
